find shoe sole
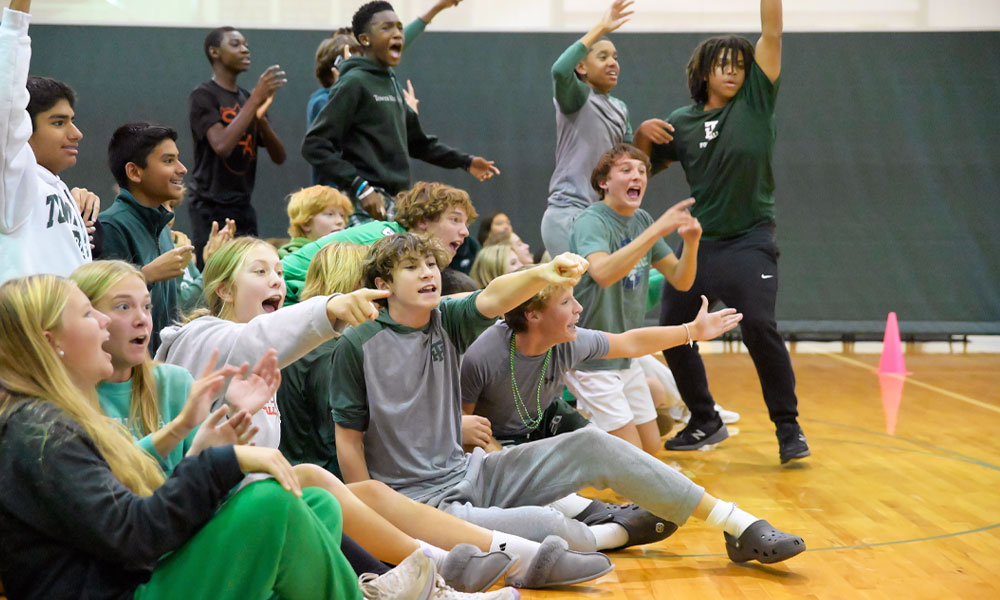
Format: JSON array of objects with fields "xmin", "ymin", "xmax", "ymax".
[
  {"xmin": 780, "ymin": 448, "xmax": 811, "ymax": 464},
  {"xmin": 535, "ymin": 562, "xmax": 615, "ymax": 588},
  {"xmin": 664, "ymin": 425, "xmax": 729, "ymax": 451}
]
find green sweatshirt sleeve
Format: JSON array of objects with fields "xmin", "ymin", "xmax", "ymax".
[
  {"xmin": 406, "ymin": 109, "xmax": 472, "ymax": 169},
  {"xmin": 282, "ymin": 221, "xmax": 406, "ymax": 304},
  {"xmin": 404, "ymin": 18, "xmax": 426, "ymax": 47},
  {"xmin": 135, "ymin": 434, "xmax": 170, "ymax": 469},
  {"xmin": 302, "ymin": 78, "xmax": 365, "ymax": 191},
  {"xmin": 551, "ymin": 41, "xmax": 591, "ymax": 115}
]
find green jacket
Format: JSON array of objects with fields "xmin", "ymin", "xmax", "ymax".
[
  {"xmin": 302, "ymin": 56, "xmax": 471, "ymax": 198},
  {"xmin": 98, "ymin": 190, "xmax": 178, "ymax": 354}
]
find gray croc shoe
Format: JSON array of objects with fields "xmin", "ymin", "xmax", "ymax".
[
  {"xmin": 505, "ymin": 535, "xmax": 613, "ymax": 589},
  {"xmin": 724, "ymin": 520, "xmax": 806, "ymax": 564},
  {"xmin": 439, "ymin": 544, "xmax": 516, "ymax": 593}
]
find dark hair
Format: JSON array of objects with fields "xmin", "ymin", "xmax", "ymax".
[
  {"xmin": 476, "ymin": 212, "xmax": 505, "ymax": 246},
  {"xmin": 25, "ymin": 76, "xmax": 76, "ymax": 132},
  {"xmin": 362, "ymin": 233, "xmax": 450, "ymax": 303},
  {"xmin": 686, "ymin": 35, "xmax": 755, "ymax": 104},
  {"xmin": 315, "ymin": 29, "xmax": 359, "ymax": 88},
  {"xmin": 590, "ymin": 143, "xmax": 652, "ymax": 199},
  {"xmin": 352, "ymin": 1, "xmax": 394, "ymax": 38},
  {"xmin": 574, "ymin": 35, "xmax": 613, "ymax": 82},
  {"xmin": 204, "ymin": 26, "xmax": 238, "ymax": 64},
  {"xmin": 107, "ymin": 122, "xmax": 178, "ymax": 190}
]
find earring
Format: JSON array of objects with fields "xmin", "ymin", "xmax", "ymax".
[{"xmin": 57, "ymin": 349, "xmax": 65, "ymax": 357}]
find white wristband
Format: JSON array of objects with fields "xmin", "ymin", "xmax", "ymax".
[{"xmin": 682, "ymin": 322, "xmax": 693, "ymax": 347}]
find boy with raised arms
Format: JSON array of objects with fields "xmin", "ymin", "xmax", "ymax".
[
  {"xmin": 1, "ymin": 0, "xmax": 94, "ymax": 283},
  {"xmin": 303, "ymin": 1, "xmax": 498, "ymax": 225},
  {"xmin": 632, "ymin": 0, "xmax": 809, "ymax": 464}
]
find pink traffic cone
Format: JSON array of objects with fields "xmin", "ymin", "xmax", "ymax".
[
  {"xmin": 877, "ymin": 373, "xmax": 905, "ymax": 435},
  {"xmin": 877, "ymin": 312, "xmax": 911, "ymax": 375}
]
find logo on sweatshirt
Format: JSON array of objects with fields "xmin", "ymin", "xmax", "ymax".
[
  {"xmin": 430, "ymin": 339, "xmax": 445, "ymax": 362},
  {"xmin": 700, "ymin": 120, "xmax": 720, "ymax": 148},
  {"xmin": 372, "ymin": 94, "xmax": 398, "ymax": 103}
]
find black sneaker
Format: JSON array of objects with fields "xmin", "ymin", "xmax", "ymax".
[
  {"xmin": 575, "ymin": 500, "xmax": 677, "ymax": 550},
  {"xmin": 776, "ymin": 423, "xmax": 810, "ymax": 464},
  {"xmin": 664, "ymin": 413, "xmax": 728, "ymax": 451}
]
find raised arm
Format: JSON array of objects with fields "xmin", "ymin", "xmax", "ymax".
[
  {"xmin": 755, "ymin": 0, "xmax": 782, "ymax": 82},
  {"xmin": 584, "ymin": 198, "xmax": 694, "ymax": 288},
  {"xmin": 0, "ymin": 1, "xmax": 38, "ymax": 234},
  {"xmin": 551, "ymin": 0, "xmax": 633, "ymax": 114},
  {"xmin": 475, "ymin": 253, "xmax": 589, "ymax": 318},
  {"xmin": 604, "ymin": 295, "xmax": 742, "ymax": 358}
]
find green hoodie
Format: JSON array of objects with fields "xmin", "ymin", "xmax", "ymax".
[
  {"xmin": 302, "ymin": 56, "xmax": 471, "ymax": 200},
  {"xmin": 98, "ymin": 189, "xmax": 178, "ymax": 354}
]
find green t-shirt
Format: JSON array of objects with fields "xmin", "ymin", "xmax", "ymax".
[
  {"xmin": 569, "ymin": 202, "xmax": 672, "ymax": 371},
  {"xmin": 97, "ymin": 363, "xmax": 195, "ymax": 474},
  {"xmin": 276, "ymin": 337, "xmax": 342, "ymax": 478},
  {"xmin": 281, "ymin": 220, "xmax": 405, "ymax": 304},
  {"xmin": 651, "ymin": 62, "xmax": 779, "ymax": 240}
]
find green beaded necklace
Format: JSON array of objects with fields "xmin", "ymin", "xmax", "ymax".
[{"xmin": 509, "ymin": 331, "xmax": 552, "ymax": 430}]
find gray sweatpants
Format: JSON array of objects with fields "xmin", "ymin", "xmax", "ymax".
[
  {"xmin": 540, "ymin": 204, "xmax": 585, "ymax": 257},
  {"xmin": 421, "ymin": 428, "xmax": 705, "ymax": 551}
]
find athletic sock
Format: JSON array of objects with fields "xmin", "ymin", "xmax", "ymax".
[
  {"xmin": 547, "ymin": 493, "xmax": 594, "ymax": 518},
  {"xmin": 418, "ymin": 540, "xmax": 448, "ymax": 568},
  {"xmin": 704, "ymin": 500, "xmax": 758, "ymax": 537},
  {"xmin": 490, "ymin": 531, "xmax": 541, "ymax": 579},
  {"xmin": 589, "ymin": 523, "xmax": 629, "ymax": 550}
]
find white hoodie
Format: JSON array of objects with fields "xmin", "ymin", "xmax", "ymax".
[
  {"xmin": 0, "ymin": 8, "xmax": 91, "ymax": 284},
  {"xmin": 155, "ymin": 295, "xmax": 344, "ymax": 450}
]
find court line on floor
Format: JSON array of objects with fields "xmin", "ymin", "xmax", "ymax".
[
  {"xmin": 625, "ymin": 522, "xmax": 1000, "ymax": 560},
  {"xmin": 820, "ymin": 352, "xmax": 1000, "ymax": 415}
]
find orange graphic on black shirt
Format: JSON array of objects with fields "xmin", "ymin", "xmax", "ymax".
[{"xmin": 219, "ymin": 102, "xmax": 257, "ymax": 173}]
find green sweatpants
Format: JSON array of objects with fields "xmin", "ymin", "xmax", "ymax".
[{"xmin": 135, "ymin": 480, "xmax": 361, "ymax": 600}]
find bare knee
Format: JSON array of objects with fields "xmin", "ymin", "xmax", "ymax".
[
  {"xmin": 293, "ymin": 463, "xmax": 347, "ymax": 493},
  {"xmin": 346, "ymin": 479, "xmax": 398, "ymax": 507}
]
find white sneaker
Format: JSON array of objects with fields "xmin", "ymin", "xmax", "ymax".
[
  {"xmin": 714, "ymin": 404, "xmax": 740, "ymax": 424},
  {"xmin": 431, "ymin": 575, "xmax": 520, "ymax": 599},
  {"xmin": 359, "ymin": 548, "xmax": 436, "ymax": 600},
  {"xmin": 668, "ymin": 404, "xmax": 690, "ymax": 424}
]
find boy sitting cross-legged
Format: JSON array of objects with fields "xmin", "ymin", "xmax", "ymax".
[{"xmin": 331, "ymin": 232, "xmax": 807, "ymax": 566}]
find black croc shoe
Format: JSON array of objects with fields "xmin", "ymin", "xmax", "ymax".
[
  {"xmin": 578, "ymin": 501, "xmax": 678, "ymax": 550},
  {"xmin": 724, "ymin": 519, "xmax": 806, "ymax": 564}
]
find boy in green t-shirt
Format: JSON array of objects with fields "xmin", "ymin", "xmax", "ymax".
[
  {"xmin": 632, "ymin": 0, "xmax": 809, "ymax": 464},
  {"xmin": 567, "ymin": 143, "xmax": 701, "ymax": 455}
]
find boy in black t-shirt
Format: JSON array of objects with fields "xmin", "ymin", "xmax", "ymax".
[{"xmin": 187, "ymin": 26, "xmax": 287, "ymax": 266}]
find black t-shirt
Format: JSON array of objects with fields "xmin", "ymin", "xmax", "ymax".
[{"xmin": 187, "ymin": 80, "xmax": 262, "ymax": 204}]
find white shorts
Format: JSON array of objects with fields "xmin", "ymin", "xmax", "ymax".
[
  {"xmin": 635, "ymin": 354, "xmax": 683, "ymax": 407},
  {"xmin": 564, "ymin": 360, "xmax": 657, "ymax": 432}
]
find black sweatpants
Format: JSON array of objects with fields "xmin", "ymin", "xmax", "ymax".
[
  {"xmin": 188, "ymin": 196, "xmax": 258, "ymax": 269},
  {"xmin": 659, "ymin": 222, "xmax": 799, "ymax": 428}
]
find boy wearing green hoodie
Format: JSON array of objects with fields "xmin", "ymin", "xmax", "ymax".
[
  {"xmin": 302, "ymin": 1, "xmax": 499, "ymax": 226},
  {"xmin": 99, "ymin": 122, "xmax": 195, "ymax": 354}
]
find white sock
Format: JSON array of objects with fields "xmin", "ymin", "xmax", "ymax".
[
  {"xmin": 704, "ymin": 500, "xmax": 758, "ymax": 537},
  {"xmin": 490, "ymin": 531, "xmax": 540, "ymax": 579},
  {"xmin": 418, "ymin": 540, "xmax": 448, "ymax": 568},
  {"xmin": 589, "ymin": 523, "xmax": 629, "ymax": 550},
  {"xmin": 547, "ymin": 494, "xmax": 593, "ymax": 518}
]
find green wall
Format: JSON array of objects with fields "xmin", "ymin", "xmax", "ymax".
[{"xmin": 25, "ymin": 25, "xmax": 1000, "ymax": 334}]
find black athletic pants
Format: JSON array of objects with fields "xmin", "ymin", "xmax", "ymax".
[
  {"xmin": 188, "ymin": 196, "xmax": 258, "ymax": 269},
  {"xmin": 659, "ymin": 221, "xmax": 799, "ymax": 428}
]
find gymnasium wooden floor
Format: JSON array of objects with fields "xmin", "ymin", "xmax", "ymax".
[{"xmin": 519, "ymin": 340, "xmax": 1000, "ymax": 599}]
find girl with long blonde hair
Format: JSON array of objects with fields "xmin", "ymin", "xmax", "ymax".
[
  {"xmin": 0, "ymin": 274, "xmax": 360, "ymax": 599},
  {"xmin": 71, "ymin": 260, "xmax": 267, "ymax": 473}
]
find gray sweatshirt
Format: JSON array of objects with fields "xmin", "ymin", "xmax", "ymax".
[{"xmin": 155, "ymin": 295, "xmax": 344, "ymax": 450}]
